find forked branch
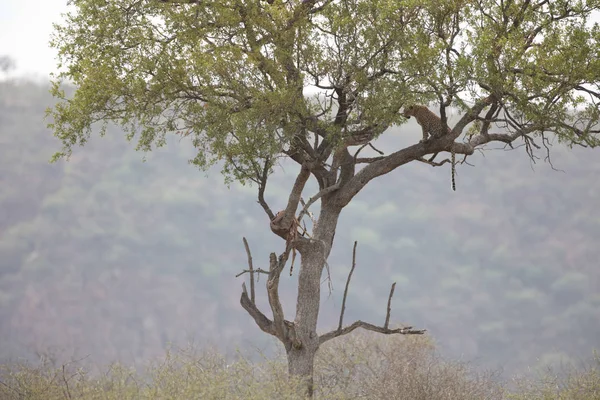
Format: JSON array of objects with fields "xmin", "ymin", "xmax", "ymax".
[
  {"xmin": 238, "ymin": 238, "xmax": 298, "ymax": 347},
  {"xmin": 320, "ymin": 242, "xmax": 425, "ymax": 345},
  {"xmin": 240, "ymin": 282, "xmax": 276, "ymax": 336}
]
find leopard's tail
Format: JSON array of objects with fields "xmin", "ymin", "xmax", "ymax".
[{"xmin": 451, "ymin": 146, "xmax": 456, "ymax": 191}]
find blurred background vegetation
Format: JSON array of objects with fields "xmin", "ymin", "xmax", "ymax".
[{"xmin": 0, "ymin": 78, "xmax": 599, "ymax": 390}]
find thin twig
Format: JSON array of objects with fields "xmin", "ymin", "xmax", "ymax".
[
  {"xmin": 338, "ymin": 241, "xmax": 358, "ymax": 331},
  {"xmin": 417, "ymin": 157, "xmax": 451, "ymax": 167},
  {"xmin": 0, "ymin": 379, "xmax": 22, "ymax": 397},
  {"xmin": 235, "ymin": 268, "xmax": 270, "ymax": 278},
  {"xmin": 62, "ymin": 364, "xmax": 73, "ymax": 400}
]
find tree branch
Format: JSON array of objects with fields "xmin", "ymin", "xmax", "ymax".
[
  {"xmin": 355, "ymin": 156, "xmax": 386, "ymax": 164},
  {"xmin": 337, "ymin": 97, "xmax": 497, "ymax": 206},
  {"xmin": 320, "ymin": 321, "xmax": 426, "ymax": 345},
  {"xmin": 240, "ymin": 282, "xmax": 276, "ymax": 336},
  {"xmin": 320, "ymin": 241, "xmax": 425, "ymax": 345},
  {"xmin": 297, "ymin": 183, "xmax": 341, "ymax": 224},
  {"xmin": 257, "ymin": 158, "xmax": 275, "ymax": 221},
  {"xmin": 267, "ymin": 253, "xmax": 286, "ymax": 340},
  {"xmin": 270, "ymin": 165, "xmax": 311, "ymax": 240},
  {"xmin": 384, "ymin": 282, "xmax": 396, "ymax": 330},
  {"xmin": 243, "ymin": 237, "xmax": 255, "ymax": 304},
  {"xmin": 338, "ymin": 241, "xmax": 358, "ymax": 331}
]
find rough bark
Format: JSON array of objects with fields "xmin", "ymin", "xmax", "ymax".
[{"xmin": 287, "ymin": 203, "xmax": 341, "ymax": 396}]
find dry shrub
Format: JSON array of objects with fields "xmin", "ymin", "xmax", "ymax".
[
  {"xmin": 507, "ymin": 352, "xmax": 600, "ymax": 400},
  {"xmin": 314, "ymin": 331, "xmax": 504, "ymax": 399},
  {"xmin": 0, "ymin": 347, "xmax": 311, "ymax": 400},
  {"xmin": 1, "ymin": 335, "xmax": 597, "ymax": 399}
]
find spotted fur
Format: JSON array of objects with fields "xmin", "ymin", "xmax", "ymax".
[{"xmin": 403, "ymin": 104, "xmax": 456, "ymax": 191}]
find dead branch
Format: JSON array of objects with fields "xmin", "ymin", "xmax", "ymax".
[
  {"xmin": 243, "ymin": 238, "xmax": 255, "ymax": 303},
  {"xmin": 338, "ymin": 241, "xmax": 358, "ymax": 331},
  {"xmin": 320, "ymin": 322, "xmax": 426, "ymax": 345},
  {"xmin": 240, "ymin": 282, "xmax": 276, "ymax": 336},
  {"xmin": 235, "ymin": 268, "xmax": 269, "ymax": 278},
  {"xmin": 61, "ymin": 364, "xmax": 73, "ymax": 400},
  {"xmin": 239, "ymin": 242, "xmax": 297, "ymax": 346},
  {"xmin": 0, "ymin": 379, "xmax": 22, "ymax": 398},
  {"xmin": 384, "ymin": 282, "xmax": 396, "ymax": 330},
  {"xmin": 320, "ymin": 242, "xmax": 425, "ymax": 345}
]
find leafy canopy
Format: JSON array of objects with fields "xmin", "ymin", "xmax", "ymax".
[{"xmin": 49, "ymin": 0, "xmax": 600, "ymax": 184}]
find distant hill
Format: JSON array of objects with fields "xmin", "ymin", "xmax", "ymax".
[{"xmin": 1, "ymin": 79, "xmax": 598, "ymax": 377}]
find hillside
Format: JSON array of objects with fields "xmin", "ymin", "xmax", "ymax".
[{"xmin": 0, "ymin": 79, "xmax": 598, "ymax": 377}]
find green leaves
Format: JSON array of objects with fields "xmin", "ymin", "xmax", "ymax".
[{"xmin": 48, "ymin": 0, "xmax": 600, "ymax": 182}]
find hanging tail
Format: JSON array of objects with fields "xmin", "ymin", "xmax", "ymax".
[{"xmin": 451, "ymin": 147, "xmax": 456, "ymax": 191}]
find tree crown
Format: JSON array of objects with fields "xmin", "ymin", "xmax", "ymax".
[{"xmin": 49, "ymin": 0, "xmax": 600, "ymax": 188}]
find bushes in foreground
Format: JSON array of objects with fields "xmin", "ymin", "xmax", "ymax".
[{"xmin": 0, "ymin": 333, "xmax": 597, "ymax": 399}]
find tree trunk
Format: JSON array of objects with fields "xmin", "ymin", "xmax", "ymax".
[
  {"xmin": 287, "ymin": 343, "xmax": 317, "ymax": 397},
  {"xmin": 288, "ymin": 203, "xmax": 341, "ymax": 397}
]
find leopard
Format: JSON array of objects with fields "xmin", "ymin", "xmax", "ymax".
[{"xmin": 403, "ymin": 104, "xmax": 456, "ymax": 191}]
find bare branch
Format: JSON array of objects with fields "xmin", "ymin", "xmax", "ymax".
[
  {"xmin": 235, "ymin": 268, "xmax": 269, "ymax": 278},
  {"xmin": 320, "ymin": 321, "xmax": 426, "ymax": 345},
  {"xmin": 61, "ymin": 364, "xmax": 73, "ymax": 400},
  {"xmin": 338, "ymin": 241, "xmax": 358, "ymax": 331},
  {"xmin": 384, "ymin": 282, "xmax": 396, "ymax": 330},
  {"xmin": 0, "ymin": 379, "xmax": 22, "ymax": 398},
  {"xmin": 243, "ymin": 237, "xmax": 255, "ymax": 304},
  {"xmin": 240, "ymin": 282, "xmax": 276, "ymax": 336},
  {"xmin": 320, "ymin": 242, "xmax": 424, "ymax": 345}
]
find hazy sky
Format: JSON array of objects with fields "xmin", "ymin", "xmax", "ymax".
[
  {"xmin": 0, "ymin": 0, "xmax": 70, "ymax": 79},
  {"xmin": 1, "ymin": 1, "xmax": 599, "ymax": 80}
]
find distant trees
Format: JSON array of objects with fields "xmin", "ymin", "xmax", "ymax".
[{"xmin": 0, "ymin": 56, "xmax": 15, "ymax": 74}]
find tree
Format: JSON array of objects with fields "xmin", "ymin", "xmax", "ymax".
[
  {"xmin": 48, "ymin": 0, "xmax": 600, "ymax": 396},
  {"xmin": 0, "ymin": 55, "xmax": 15, "ymax": 74}
]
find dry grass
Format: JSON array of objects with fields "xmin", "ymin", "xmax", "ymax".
[
  {"xmin": 507, "ymin": 351, "xmax": 600, "ymax": 400},
  {"xmin": 0, "ymin": 333, "xmax": 597, "ymax": 399}
]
